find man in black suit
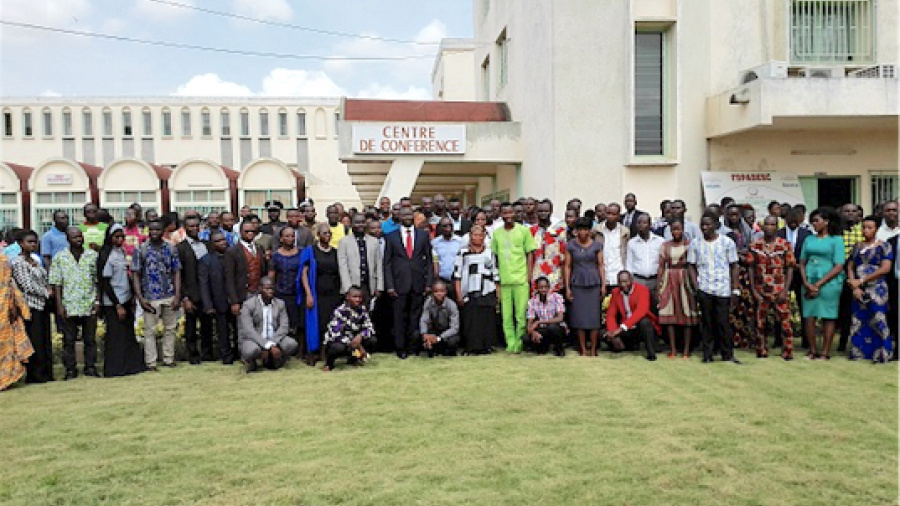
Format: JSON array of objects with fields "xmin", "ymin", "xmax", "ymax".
[
  {"xmin": 621, "ymin": 193, "xmax": 645, "ymax": 238},
  {"xmin": 448, "ymin": 197, "xmax": 472, "ymax": 237},
  {"xmin": 224, "ymin": 220, "xmax": 268, "ymax": 323},
  {"xmin": 383, "ymin": 206, "xmax": 433, "ymax": 358},
  {"xmin": 176, "ymin": 214, "xmax": 212, "ymax": 364},
  {"xmin": 199, "ymin": 231, "xmax": 235, "ymax": 364},
  {"xmin": 776, "ymin": 207, "xmax": 812, "ymax": 348}
]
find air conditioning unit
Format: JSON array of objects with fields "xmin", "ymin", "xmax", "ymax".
[
  {"xmin": 739, "ymin": 61, "xmax": 788, "ymax": 85},
  {"xmin": 798, "ymin": 66, "xmax": 843, "ymax": 79},
  {"xmin": 848, "ymin": 64, "xmax": 896, "ymax": 78}
]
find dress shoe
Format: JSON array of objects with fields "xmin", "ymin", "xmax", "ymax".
[
  {"xmin": 702, "ymin": 357, "xmax": 713, "ymax": 363},
  {"xmin": 222, "ymin": 358, "xmax": 234, "ymax": 365},
  {"xmin": 147, "ymin": 365, "xmax": 159, "ymax": 372},
  {"xmin": 730, "ymin": 358, "xmax": 743, "ymax": 365},
  {"xmin": 64, "ymin": 370, "xmax": 78, "ymax": 380},
  {"xmin": 163, "ymin": 362, "xmax": 177, "ymax": 368},
  {"xmin": 245, "ymin": 360, "xmax": 258, "ymax": 373},
  {"xmin": 646, "ymin": 356, "xmax": 657, "ymax": 362},
  {"xmin": 83, "ymin": 367, "xmax": 100, "ymax": 377},
  {"xmin": 396, "ymin": 351, "xmax": 408, "ymax": 360},
  {"xmin": 189, "ymin": 357, "xmax": 201, "ymax": 365}
]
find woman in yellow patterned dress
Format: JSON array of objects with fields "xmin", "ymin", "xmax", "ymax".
[{"xmin": 0, "ymin": 253, "xmax": 34, "ymax": 390}]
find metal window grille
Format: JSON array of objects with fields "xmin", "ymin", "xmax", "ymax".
[
  {"xmin": 871, "ymin": 172, "xmax": 899, "ymax": 209},
  {"xmin": 244, "ymin": 190, "xmax": 293, "ymax": 217},
  {"xmin": 0, "ymin": 193, "xmax": 19, "ymax": 229},
  {"xmin": 33, "ymin": 191, "xmax": 87, "ymax": 234},
  {"xmin": 791, "ymin": 0, "xmax": 874, "ymax": 64},
  {"xmin": 498, "ymin": 31, "xmax": 509, "ymax": 88},
  {"xmin": 635, "ymin": 31, "xmax": 664, "ymax": 156}
]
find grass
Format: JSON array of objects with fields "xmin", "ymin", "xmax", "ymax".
[{"xmin": 1, "ymin": 349, "xmax": 897, "ymax": 506}]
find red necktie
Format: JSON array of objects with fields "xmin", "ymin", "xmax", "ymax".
[{"xmin": 405, "ymin": 229, "xmax": 413, "ymax": 258}]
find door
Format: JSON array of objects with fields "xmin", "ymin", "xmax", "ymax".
[{"xmin": 818, "ymin": 177, "xmax": 856, "ymax": 208}]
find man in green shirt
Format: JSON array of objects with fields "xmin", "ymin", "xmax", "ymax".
[
  {"xmin": 78, "ymin": 203, "xmax": 108, "ymax": 252},
  {"xmin": 491, "ymin": 202, "xmax": 536, "ymax": 353}
]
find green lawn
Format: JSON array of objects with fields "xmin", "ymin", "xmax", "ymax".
[{"xmin": 1, "ymin": 351, "xmax": 897, "ymax": 506}]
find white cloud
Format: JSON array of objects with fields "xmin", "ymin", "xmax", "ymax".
[
  {"xmin": 1, "ymin": 0, "xmax": 92, "ymax": 43},
  {"xmin": 231, "ymin": 0, "xmax": 292, "ymax": 22},
  {"xmin": 1, "ymin": 0, "xmax": 91, "ymax": 24},
  {"xmin": 261, "ymin": 69, "xmax": 346, "ymax": 96},
  {"xmin": 40, "ymin": 90, "xmax": 63, "ymax": 97},
  {"xmin": 173, "ymin": 69, "xmax": 345, "ymax": 97},
  {"xmin": 352, "ymin": 84, "xmax": 430, "ymax": 100},
  {"xmin": 132, "ymin": 0, "xmax": 194, "ymax": 22},
  {"xmin": 174, "ymin": 73, "xmax": 253, "ymax": 96}
]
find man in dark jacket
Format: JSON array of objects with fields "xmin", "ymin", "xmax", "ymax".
[
  {"xmin": 383, "ymin": 207, "xmax": 433, "ymax": 358},
  {"xmin": 224, "ymin": 220, "xmax": 268, "ymax": 317},
  {"xmin": 200, "ymin": 232, "xmax": 235, "ymax": 364},
  {"xmin": 176, "ymin": 215, "xmax": 211, "ymax": 364}
]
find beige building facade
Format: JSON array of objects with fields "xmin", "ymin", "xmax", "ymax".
[
  {"xmin": 0, "ymin": 97, "xmax": 363, "ymax": 230},
  {"xmin": 422, "ymin": 0, "xmax": 899, "ymax": 215}
]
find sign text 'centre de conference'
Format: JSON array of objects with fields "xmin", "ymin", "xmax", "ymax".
[{"xmin": 352, "ymin": 124, "xmax": 466, "ymax": 155}]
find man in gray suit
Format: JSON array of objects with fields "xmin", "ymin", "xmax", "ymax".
[
  {"xmin": 238, "ymin": 277, "xmax": 299, "ymax": 372},
  {"xmin": 338, "ymin": 213, "xmax": 383, "ymax": 303}
]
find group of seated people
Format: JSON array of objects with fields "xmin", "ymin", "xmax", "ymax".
[{"xmin": 0, "ymin": 191, "xmax": 896, "ymax": 389}]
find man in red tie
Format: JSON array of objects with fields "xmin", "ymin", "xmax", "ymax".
[
  {"xmin": 605, "ymin": 270, "xmax": 659, "ymax": 361},
  {"xmin": 383, "ymin": 207, "xmax": 434, "ymax": 359}
]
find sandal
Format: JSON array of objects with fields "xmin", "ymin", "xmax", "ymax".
[
  {"xmin": 668, "ymin": 353, "xmax": 676, "ymax": 359},
  {"xmin": 805, "ymin": 352, "xmax": 818, "ymax": 360}
]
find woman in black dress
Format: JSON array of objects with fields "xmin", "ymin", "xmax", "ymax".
[
  {"xmin": 300, "ymin": 223, "xmax": 342, "ymax": 366},
  {"xmin": 97, "ymin": 224, "xmax": 145, "ymax": 377}
]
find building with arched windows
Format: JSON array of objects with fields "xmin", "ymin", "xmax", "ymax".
[{"xmin": 0, "ymin": 97, "xmax": 362, "ymax": 231}]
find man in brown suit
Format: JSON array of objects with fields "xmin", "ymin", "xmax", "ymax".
[{"xmin": 224, "ymin": 220, "xmax": 268, "ymax": 320}]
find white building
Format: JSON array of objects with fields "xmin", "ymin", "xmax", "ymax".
[
  {"xmin": 340, "ymin": 0, "xmax": 898, "ymax": 215},
  {"xmin": 0, "ymin": 97, "xmax": 362, "ymax": 231}
]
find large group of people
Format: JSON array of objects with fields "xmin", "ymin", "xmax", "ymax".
[{"xmin": 0, "ymin": 191, "xmax": 897, "ymax": 389}]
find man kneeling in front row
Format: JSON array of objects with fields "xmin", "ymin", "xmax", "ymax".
[
  {"xmin": 605, "ymin": 270, "xmax": 659, "ymax": 361},
  {"xmin": 420, "ymin": 281, "xmax": 460, "ymax": 357},
  {"xmin": 238, "ymin": 277, "xmax": 299, "ymax": 372},
  {"xmin": 323, "ymin": 286, "xmax": 376, "ymax": 371}
]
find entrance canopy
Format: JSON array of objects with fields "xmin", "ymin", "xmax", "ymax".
[{"xmin": 339, "ymin": 99, "xmax": 522, "ymax": 205}]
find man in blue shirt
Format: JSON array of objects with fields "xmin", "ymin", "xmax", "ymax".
[
  {"xmin": 381, "ymin": 203, "xmax": 402, "ymax": 236},
  {"xmin": 431, "ymin": 217, "xmax": 462, "ymax": 301},
  {"xmin": 132, "ymin": 220, "xmax": 182, "ymax": 370},
  {"xmin": 198, "ymin": 211, "xmax": 237, "ymax": 246},
  {"xmin": 41, "ymin": 210, "xmax": 70, "ymax": 269}
]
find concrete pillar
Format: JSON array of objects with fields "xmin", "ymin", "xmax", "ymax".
[{"xmin": 378, "ymin": 158, "xmax": 424, "ymax": 202}]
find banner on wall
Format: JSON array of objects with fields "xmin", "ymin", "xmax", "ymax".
[{"xmin": 700, "ymin": 171, "xmax": 806, "ymax": 216}]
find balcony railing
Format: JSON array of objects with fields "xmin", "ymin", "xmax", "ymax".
[{"xmin": 790, "ymin": 0, "xmax": 874, "ymax": 64}]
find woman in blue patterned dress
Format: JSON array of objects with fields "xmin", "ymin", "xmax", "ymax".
[{"xmin": 846, "ymin": 215, "xmax": 894, "ymax": 362}]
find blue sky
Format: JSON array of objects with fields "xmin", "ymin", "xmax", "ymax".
[{"xmin": 0, "ymin": 0, "xmax": 472, "ymax": 98}]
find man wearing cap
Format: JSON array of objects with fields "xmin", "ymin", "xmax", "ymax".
[{"xmin": 260, "ymin": 200, "xmax": 286, "ymax": 237}]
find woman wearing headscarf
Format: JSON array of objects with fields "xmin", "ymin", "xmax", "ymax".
[
  {"xmin": 97, "ymin": 224, "xmax": 145, "ymax": 377},
  {"xmin": 298, "ymin": 223, "xmax": 342, "ymax": 366}
]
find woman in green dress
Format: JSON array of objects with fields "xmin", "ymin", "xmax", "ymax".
[{"xmin": 799, "ymin": 207, "xmax": 845, "ymax": 360}]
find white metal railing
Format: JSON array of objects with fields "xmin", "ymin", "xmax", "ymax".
[{"xmin": 790, "ymin": 0, "xmax": 874, "ymax": 64}]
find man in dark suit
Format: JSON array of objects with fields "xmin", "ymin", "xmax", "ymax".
[
  {"xmin": 224, "ymin": 220, "xmax": 268, "ymax": 326},
  {"xmin": 383, "ymin": 206, "xmax": 433, "ymax": 358},
  {"xmin": 621, "ymin": 193, "xmax": 645, "ymax": 238},
  {"xmin": 200, "ymin": 231, "xmax": 235, "ymax": 364},
  {"xmin": 176, "ymin": 214, "xmax": 212, "ymax": 364},
  {"xmin": 448, "ymin": 197, "xmax": 472, "ymax": 237},
  {"xmin": 776, "ymin": 207, "xmax": 812, "ymax": 348}
]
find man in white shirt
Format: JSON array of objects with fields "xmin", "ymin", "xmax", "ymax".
[
  {"xmin": 626, "ymin": 214, "xmax": 664, "ymax": 295},
  {"xmin": 238, "ymin": 277, "xmax": 298, "ymax": 372},
  {"xmin": 876, "ymin": 200, "xmax": 899, "ymax": 241},
  {"xmin": 600, "ymin": 203, "xmax": 630, "ymax": 291}
]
